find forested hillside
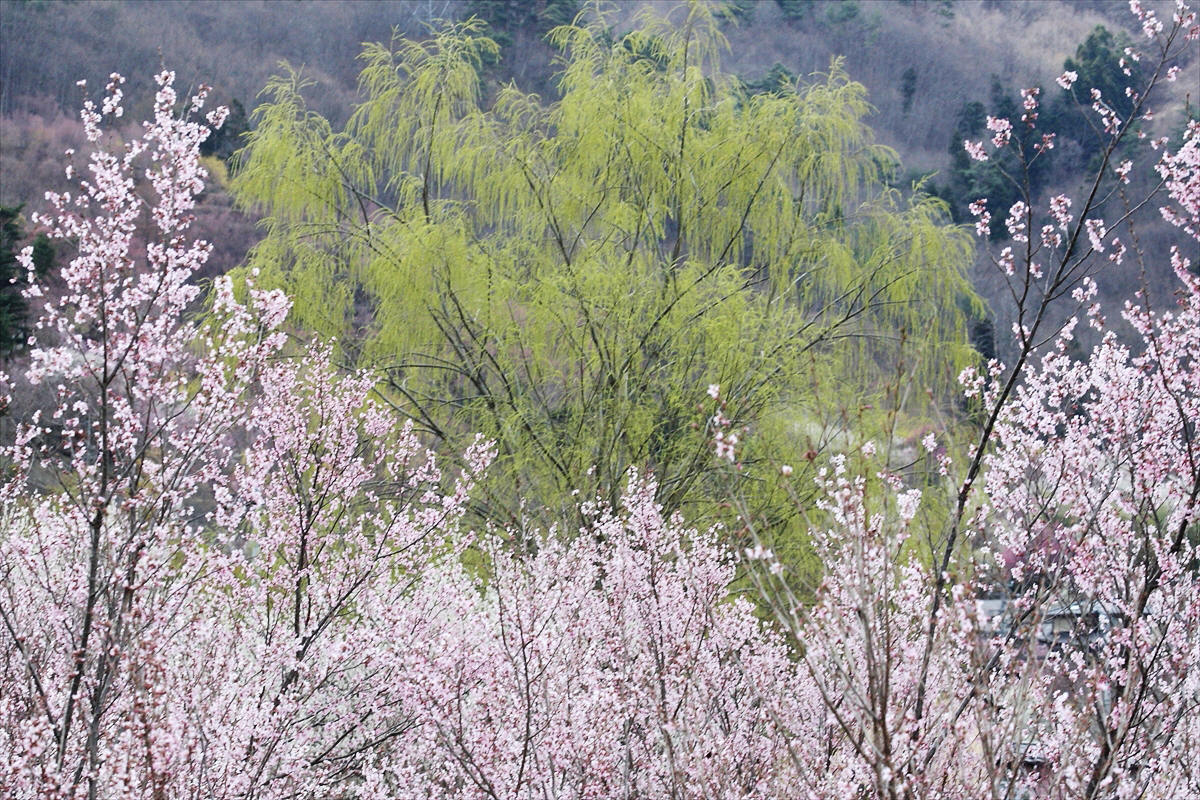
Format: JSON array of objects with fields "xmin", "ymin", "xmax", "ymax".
[
  {"xmin": 1, "ymin": 2, "xmax": 1198, "ymax": 798},
  {"xmin": 2, "ymin": 0, "xmax": 1195, "ymax": 340},
  {"xmin": 4, "ymin": 2, "xmax": 1191, "ymax": 163}
]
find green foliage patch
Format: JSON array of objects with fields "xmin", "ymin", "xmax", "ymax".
[{"xmin": 231, "ymin": 5, "xmax": 977, "ymax": 557}]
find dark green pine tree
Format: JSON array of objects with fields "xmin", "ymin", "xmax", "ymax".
[
  {"xmin": 1045, "ymin": 25, "xmax": 1145, "ymax": 160},
  {"xmin": 0, "ymin": 205, "xmax": 53, "ymax": 358},
  {"xmin": 0, "ymin": 206, "xmax": 30, "ymax": 356}
]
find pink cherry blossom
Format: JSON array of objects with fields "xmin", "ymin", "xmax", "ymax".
[
  {"xmin": 969, "ymin": 198, "xmax": 991, "ymax": 237},
  {"xmin": 964, "ymin": 139, "xmax": 989, "ymax": 162},
  {"xmin": 986, "ymin": 115, "xmax": 1013, "ymax": 149},
  {"xmin": 1049, "ymin": 194, "xmax": 1073, "ymax": 230},
  {"xmin": 1005, "ymin": 200, "xmax": 1029, "ymax": 242}
]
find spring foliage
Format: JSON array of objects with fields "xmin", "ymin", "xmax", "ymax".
[
  {"xmin": 231, "ymin": 5, "xmax": 977, "ymax": 532},
  {"xmin": 1, "ymin": 0, "xmax": 1199, "ymax": 790}
]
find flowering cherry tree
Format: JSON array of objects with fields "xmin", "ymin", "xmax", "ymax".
[
  {"xmin": 0, "ymin": 71, "xmax": 296, "ymax": 796},
  {"xmin": 738, "ymin": 2, "xmax": 1200, "ymax": 797},
  {"xmin": 0, "ymin": 70, "xmax": 487, "ymax": 796}
]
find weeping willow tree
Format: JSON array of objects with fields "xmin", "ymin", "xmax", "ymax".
[{"xmin": 230, "ymin": 3, "xmax": 977, "ymax": 553}]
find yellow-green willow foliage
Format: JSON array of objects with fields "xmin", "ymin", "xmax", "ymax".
[{"xmin": 231, "ymin": 5, "xmax": 978, "ymax": 545}]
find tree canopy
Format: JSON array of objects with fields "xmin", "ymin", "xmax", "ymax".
[{"xmin": 231, "ymin": 4, "xmax": 977, "ymax": 539}]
